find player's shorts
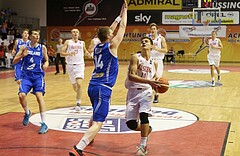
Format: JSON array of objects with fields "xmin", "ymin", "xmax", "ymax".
[
  {"xmin": 153, "ymin": 57, "xmax": 164, "ymax": 77},
  {"xmin": 125, "ymin": 87, "xmax": 153, "ymax": 122},
  {"xmin": 207, "ymin": 54, "xmax": 221, "ymax": 67},
  {"xmin": 88, "ymin": 84, "xmax": 112, "ymax": 122},
  {"xmin": 14, "ymin": 60, "xmax": 23, "ymax": 81},
  {"xmin": 66, "ymin": 64, "xmax": 85, "ymax": 84},
  {"xmin": 19, "ymin": 72, "xmax": 45, "ymax": 95}
]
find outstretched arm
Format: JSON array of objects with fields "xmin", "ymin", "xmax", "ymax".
[
  {"xmin": 109, "ymin": 4, "xmax": 125, "ymax": 32},
  {"xmin": 110, "ymin": 0, "xmax": 128, "ymax": 56}
]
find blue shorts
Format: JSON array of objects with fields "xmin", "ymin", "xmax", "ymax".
[
  {"xmin": 88, "ymin": 84, "xmax": 112, "ymax": 122},
  {"xmin": 14, "ymin": 60, "xmax": 23, "ymax": 81},
  {"xmin": 19, "ymin": 72, "xmax": 45, "ymax": 95}
]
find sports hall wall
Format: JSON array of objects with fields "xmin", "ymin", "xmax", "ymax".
[{"xmin": 46, "ymin": 0, "xmax": 240, "ymax": 62}]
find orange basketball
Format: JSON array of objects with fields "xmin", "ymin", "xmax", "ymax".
[
  {"xmin": 158, "ymin": 28, "xmax": 167, "ymax": 37},
  {"xmin": 155, "ymin": 77, "xmax": 169, "ymax": 93}
]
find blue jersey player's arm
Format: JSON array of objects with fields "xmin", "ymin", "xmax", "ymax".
[
  {"xmin": 12, "ymin": 45, "xmax": 28, "ymax": 64},
  {"xmin": 11, "ymin": 39, "xmax": 18, "ymax": 56},
  {"xmin": 110, "ymin": 0, "xmax": 128, "ymax": 57},
  {"xmin": 42, "ymin": 44, "xmax": 49, "ymax": 70}
]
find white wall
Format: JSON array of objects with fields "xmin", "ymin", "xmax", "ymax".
[{"xmin": 1, "ymin": 0, "xmax": 46, "ymax": 26}]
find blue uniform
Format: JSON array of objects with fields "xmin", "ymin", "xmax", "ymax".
[
  {"xmin": 19, "ymin": 42, "xmax": 45, "ymax": 95},
  {"xmin": 88, "ymin": 42, "xmax": 119, "ymax": 122},
  {"xmin": 14, "ymin": 39, "xmax": 30, "ymax": 81}
]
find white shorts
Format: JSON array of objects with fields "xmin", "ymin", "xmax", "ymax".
[
  {"xmin": 66, "ymin": 64, "xmax": 85, "ymax": 84},
  {"xmin": 207, "ymin": 54, "xmax": 220, "ymax": 67},
  {"xmin": 153, "ymin": 58, "xmax": 164, "ymax": 77},
  {"xmin": 125, "ymin": 87, "xmax": 153, "ymax": 121}
]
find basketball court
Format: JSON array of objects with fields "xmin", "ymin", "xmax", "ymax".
[
  {"xmin": 0, "ymin": 62, "xmax": 239, "ymax": 156},
  {"xmin": 1, "ymin": 3, "xmax": 240, "ymax": 156}
]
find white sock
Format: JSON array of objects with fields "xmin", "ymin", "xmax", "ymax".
[
  {"xmin": 23, "ymin": 107, "xmax": 30, "ymax": 114},
  {"xmin": 140, "ymin": 137, "xmax": 148, "ymax": 147},
  {"xmin": 212, "ymin": 77, "xmax": 215, "ymax": 81},
  {"xmin": 76, "ymin": 100, "xmax": 81, "ymax": 104},
  {"xmin": 40, "ymin": 112, "xmax": 46, "ymax": 123},
  {"xmin": 76, "ymin": 136, "xmax": 90, "ymax": 150}
]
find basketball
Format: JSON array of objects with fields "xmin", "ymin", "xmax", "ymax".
[
  {"xmin": 158, "ymin": 28, "xmax": 167, "ymax": 37},
  {"xmin": 204, "ymin": 37, "xmax": 211, "ymax": 45},
  {"xmin": 155, "ymin": 77, "xmax": 169, "ymax": 93}
]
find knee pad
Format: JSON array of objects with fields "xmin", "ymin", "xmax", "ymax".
[
  {"xmin": 126, "ymin": 120, "xmax": 138, "ymax": 130},
  {"xmin": 140, "ymin": 112, "xmax": 149, "ymax": 124}
]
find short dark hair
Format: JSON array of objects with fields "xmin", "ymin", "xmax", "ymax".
[
  {"xmin": 97, "ymin": 27, "xmax": 110, "ymax": 42},
  {"xmin": 141, "ymin": 36, "xmax": 153, "ymax": 45},
  {"xmin": 29, "ymin": 29, "xmax": 40, "ymax": 36}
]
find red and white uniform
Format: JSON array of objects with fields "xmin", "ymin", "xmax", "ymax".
[
  {"xmin": 125, "ymin": 53, "xmax": 156, "ymax": 121},
  {"xmin": 66, "ymin": 40, "xmax": 85, "ymax": 83},
  {"xmin": 150, "ymin": 34, "xmax": 164, "ymax": 77},
  {"xmin": 207, "ymin": 38, "xmax": 221, "ymax": 67}
]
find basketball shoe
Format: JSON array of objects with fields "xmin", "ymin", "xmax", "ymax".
[
  {"xmin": 22, "ymin": 110, "xmax": 32, "ymax": 126},
  {"xmin": 211, "ymin": 80, "xmax": 215, "ymax": 87},
  {"xmin": 75, "ymin": 103, "xmax": 81, "ymax": 111},
  {"xmin": 69, "ymin": 145, "xmax": 84, "ymax": 156},
  {"xmin": 135, "ymin": 145, "xmax": 148, "ymax": 156},
  {"xmin": 39, "ymin": 122, "xmax": 48, "ymax": 134}
]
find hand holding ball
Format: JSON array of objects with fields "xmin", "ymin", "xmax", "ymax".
[{"xmin": 154, "ymin": 77, "xmax": 169, "ymax": 93}]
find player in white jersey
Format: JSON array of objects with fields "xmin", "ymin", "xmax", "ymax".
[
  {"xmin": 125, "ymin": 36, "xmax": 161, "ymax": 156},
  {"xmin": 207, "ymin": 30, "xmax": 223, "ymax": 87},
  {"xmin": 61, "ymin": 28, "xmax": 91, "ymax": 111},
  {"xmin": 148, "ymin": 23, "xmax": 167, "ymax": 103}
]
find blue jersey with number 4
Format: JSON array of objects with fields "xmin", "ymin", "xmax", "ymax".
[
  {"xmin": 90, "ymin": 42, "xmax": 118, "ymax": 88},
  {"xmin": 22, "ymin": 43, "xmax": 44, "ymax": 75}
]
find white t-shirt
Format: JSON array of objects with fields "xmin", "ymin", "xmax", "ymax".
[
  {"xmin": 66, "ymin": 40, "xmax": 85, "ymax": 65},
  {"xmin": 56, "ymin": 43, "xmax": 64, "ymax": 54},
  {"xmin": 208, "ymin": 38, "xmax": 221, "ymax": 56},
  {"xmin": 150, "ymin": 34, "xmax": 165, "ymax": 59},
  {"xmin": 125, "ymin": 53, "xmax": 156, "ymax": 89}
]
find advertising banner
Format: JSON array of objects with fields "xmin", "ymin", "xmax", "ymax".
[
  {"xmin": 202, "ymin": 0, "xmax": 240, "ymax": 11},
  {"xmin": 163, "ymin": 11, "xmax": 239, "ymax": 25},
  {"xmin": 162, "ymin": 12, "xmax": 194, "ymax": 25},
  {"xmin": 179, "ymin": 25, "xmax": 226, "ymax": 38},
  {"xmin": 47, "ymin": 0, "xmax": 123, "ymax": 26},
  {"xmin": 128, "ymin": 0, "xmax": 182, "ymax": 10},
  {"xmin": 127, "ymin": 11, "xmax": 161, "ymax": 25}
]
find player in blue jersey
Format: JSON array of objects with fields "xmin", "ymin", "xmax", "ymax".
[
  {"xmin": 69, "ymin": 1, "xmax": 128, "ymax": 156},
  {"xmin": 12, "ymin": 29, "xmax": 30, "ymax": 84},
  {"xmin": 13, "ymin": 29, "xmax": 49, "ymax": 134}
]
